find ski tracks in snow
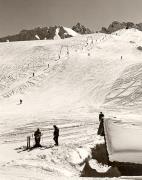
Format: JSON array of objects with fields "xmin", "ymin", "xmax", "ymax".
[
  {"xmin": 0, "ymin": 118, "xmax": 98, "ymax": 146},
  {"xmin": 0, "ymin": 118, "xmax": 100, "ymax": 179}
]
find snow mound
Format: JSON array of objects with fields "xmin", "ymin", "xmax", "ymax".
[
  {"xmin": 89, "ymin": 159, "xmax": 110, "ymax": 173},
  {"xmin": 104, "ymin": 118, "xmax": 142, "ymax": 164},
  {"xmin": 68, "ymin": 147, "xmax": 91, "ymax": 165},
  {"xmin": 35, "ymin": 34, "xmax": 40, "ymax": 40}
]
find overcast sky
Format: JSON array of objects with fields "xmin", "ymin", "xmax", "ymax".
[{"xmin": 0, "ymin": 0, "xmax": 142, "ymax": 37}]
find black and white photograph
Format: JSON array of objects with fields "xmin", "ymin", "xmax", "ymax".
[{"xmin": 1, "ymin": 0, "xmax": 142, "ymax": 179}]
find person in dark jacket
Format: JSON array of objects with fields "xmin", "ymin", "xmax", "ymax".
[
  {"xmin": 98, "ymin": 112, "xmax": 105, "ymax": 136},
  {"xmin": 99, "ymin": 112, "xmax": 104, "ymax": 122},
  {"xmin": 34, "ymin": 128, "xmax": 42, "ymax": 147},
  {"xmin": 53, "ymin": 125, "xmax": 59, "ymax": 146}
]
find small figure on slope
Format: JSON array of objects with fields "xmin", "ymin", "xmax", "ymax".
[
  {"xmin": 53, "ymin": 125, "xmax": 59, "ymax": 146},
  {"xmin": 20, "ymin": 99, "xmax": 22, "ymax": 105}
]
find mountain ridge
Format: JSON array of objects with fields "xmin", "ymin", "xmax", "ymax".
[
  {"xmin": 100, "ymin": 21, "xmax": 142, "ymax": 34},
  {"xmin": 0, "ymin": 23, "xmax": 93, "ymax": 42}
]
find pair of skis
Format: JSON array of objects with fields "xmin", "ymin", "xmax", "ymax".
[{"xmin": 15, "ymin": 145, "xmax": 54, "ymax": 153}]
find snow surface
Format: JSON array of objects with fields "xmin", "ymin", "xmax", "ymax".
[
  {"xmin": 35, "ymin": 34, "xmax": 40, "ymax": 40},
  {"xmin": 104, "ymin": 118, "xmax": 142, "ymax": 164},
  {"xmin": 63, "ymin": 27, "xmax": 79, "ymax": 37},
  {"xmin": 1, "ymin": 28, "xmax": 142, "ymax": 179}
]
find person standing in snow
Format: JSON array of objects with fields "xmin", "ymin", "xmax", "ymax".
[
  {"xmin": 34, "ymin": 128, "xmax": 42, "ymax": 147},
  {"xmin": 97, "ymin": 112, "xmax": 105, "ymax": 136},
  {"xmin": 53, "ymin": 125, "xmax": 59, "ymax": 146},
  {"xmin": 99, "ymin": 112, "xmax": 104, "ymax": 122}
]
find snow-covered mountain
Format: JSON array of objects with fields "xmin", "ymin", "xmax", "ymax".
[
  {"xmin": 0, "ymin": 26, "xmax": 79, "ymax": 42},
  {"xmin": 100, "ymin": 21, "xmax": 142, "ymax": 34},
  {"xmin": 0, "ymin": 23, "xmax": 93, "ymax": 42},
  {"xmin": 1, "ymin": 28, "xmax": 142, "ymax": 179}
]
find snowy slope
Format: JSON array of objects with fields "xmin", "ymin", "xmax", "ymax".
[
  {"xmin": 1, "ymin": 28, "xmax": 142, "ymax": 178},
  {"xmin": 2, "ymin": 29, "xmax": 142, "ymax": 117},
  {"xmin": 105, "ymin": 62, "xmax": 142, "ymax": 111}
]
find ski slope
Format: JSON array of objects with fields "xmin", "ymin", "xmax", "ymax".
[{"xmin": 1, "ymin": 28, "xmax": 142, "ymax": 179}]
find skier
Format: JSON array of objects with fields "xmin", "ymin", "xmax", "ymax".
[
  {"xmin": 34, "ymin": 128, "xmax": 42, "ymax": 147},
  {"xmin": 97, "ymin": 112, "xmax": 105, "ymax": 136},
  {"xmin": 53, "ymin": 125, "xmax": 59, "ymax": 146},
  {"xmin": 121, "ymin": 56, "xmax": 122, "ymax": 60},
  {"xmin": 33, "ymin": 72, "xmax": 35, "ymax": 77},
  {"xmin": 20, "ymin": 99, "xmax": 22, "ymax": 105}
]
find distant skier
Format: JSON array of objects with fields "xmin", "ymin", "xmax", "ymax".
[
  {"xmin": 97, "ymin": 112, "xmax": 105, "ymax": 136},
  {"xmin": 20, "ymin": 99, "xmax": 22, "ymax": 105},
  {"xmin": 121, "ymin": 56, "xmax": 122, "ymax": 60},
  {"xmin": 34, "ymin": 128, "xmax": 42, "ymax": 147},
  {"xmin": 53, "ymin": 125, "xmax": 59, "ymax": 146},
  {"xmin": 33, "ymin": 72, "xmax": 35, "ymax": 77},
  {"xmin": 48, "ymin": 64, "xmax": 49, "ymax": 68}
]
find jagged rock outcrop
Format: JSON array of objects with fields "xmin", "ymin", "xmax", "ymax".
[
  {"xmin": 0, "ymin": 26, "xmax": 75, "ymax": 42},
  {"xmin": 100, "ymin": 21, "xmax": 142, "ymax": 34},
  {"xmin": 72, "ymin": 22, "xmax": 93, "ymax": 34}
]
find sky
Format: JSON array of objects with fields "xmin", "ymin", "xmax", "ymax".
[{"xmin": 0, "ymin": 0, "xmax": 142, "ymax": 37}]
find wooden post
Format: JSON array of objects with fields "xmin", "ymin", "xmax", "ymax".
[
  {"xmin": 27, "ymin": 136, "xmax": 31, "ymax": 149},
  {"xmin": 29, "ymin": 136, "xmax": 30, "ymax": 149},
  {"xmin": 27, "ymin": 136, "xmax": 28, "ymax": 149}
]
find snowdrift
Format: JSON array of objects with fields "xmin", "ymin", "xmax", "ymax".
[{"xmin": 104, "ymin": 118, "xmax": 142, "ymax": 164}]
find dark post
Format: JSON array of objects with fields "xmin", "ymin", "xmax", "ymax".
[
  {"xmin": 29, "ymin": 136, "xmax": 30, "ymax": 149},
  {"xmin": 27, "ymin": 136, "xmax": 31, "ymax": 149},
  {"xmin": 27, "ymin": 136, "xmax": 28, "ymax": 149}
]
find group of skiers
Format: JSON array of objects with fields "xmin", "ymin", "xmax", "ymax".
[{"xmin": 34, "ymin": 125, "xmax": 59, "ymax": 147}]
